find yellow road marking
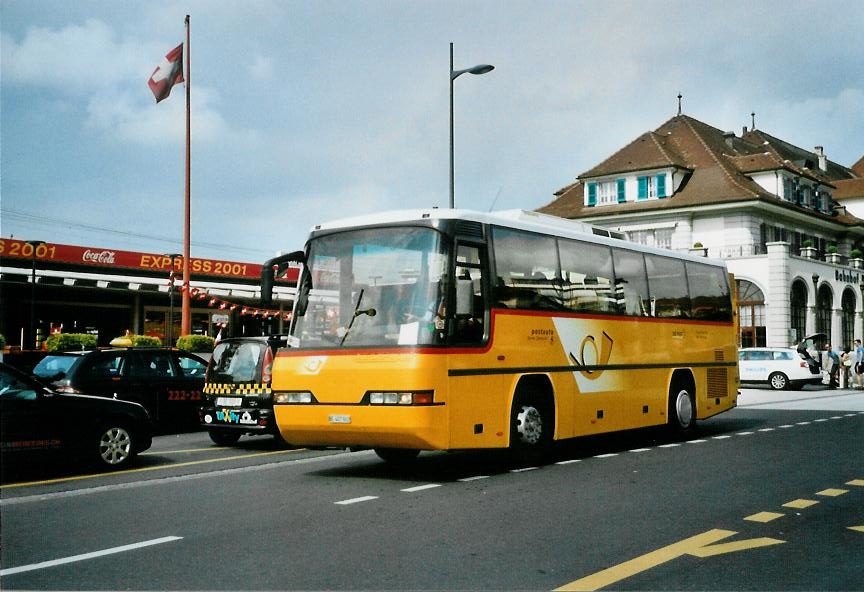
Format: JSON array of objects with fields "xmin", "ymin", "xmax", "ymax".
[
  {"xmin": 689, "ymin": 537, "xmax": 784, "ymax": 558},
  {"xmin": 783, "ymin": 499, "xmax": 818, "ymax": 509},
  {"xmin": 816, "ymin": 488, "xmax": 848, "ymax": 497},
  {"xmin": 554, "ymin": 529, "xmax": 785, "ymax": 592},
  {"xmin": 0, "ymin": 448, "xmax": 306, "ymax": 489},
  {"xmin": 847, "ymin": 479, "xmax": 864, "ymax": 486},
  {"xmin": 744, "ymin": 511, "xmax": 784, "ymax": 523},
  {"xmin": 849, "ymin": 526, "xmax": 864, "ymax": 533}
]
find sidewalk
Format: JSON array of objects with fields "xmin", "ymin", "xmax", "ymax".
[{"xmin": 738, "ymin": 384, "xmax": 864, "ymax": 412}]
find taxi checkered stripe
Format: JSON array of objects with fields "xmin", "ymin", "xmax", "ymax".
[{"xmin": 204, "ymin": 383, "xmax": 272, "ymax": 396}]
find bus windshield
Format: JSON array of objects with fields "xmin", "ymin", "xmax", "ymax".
[{"xmin": 292, "ymin": 227, "xmax": 449, "ymax": 348}]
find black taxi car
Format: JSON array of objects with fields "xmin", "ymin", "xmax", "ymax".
[
  {"xmin": 32, "ymin": 348, "xmax": 207, "ymax": 428},
  {"xmin": 199, "ymin": 335, "xmax": 289, "ymax": 445},
  {"xmin": 0, "ymin": 363, "xmax": 152, "ymax": 470}
]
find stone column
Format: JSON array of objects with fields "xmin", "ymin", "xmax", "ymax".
[
  {"xmin": 831, "ymin": 308, "xmax": 844, "ymax": 349},
  {"xmin": 766, "ymin": 241, "xmax": 791, "ymax": 347}
]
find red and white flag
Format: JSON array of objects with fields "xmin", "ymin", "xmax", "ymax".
[{"xmin": 147, "ymin": 43, "xmax": 184, "ymax": 103}]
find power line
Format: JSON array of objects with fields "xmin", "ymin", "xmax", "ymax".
[{"xmin": 1, "ymin": 207, "xmax": 273, "ymax": 257}]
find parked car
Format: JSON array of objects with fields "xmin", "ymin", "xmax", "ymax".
[
  {"xmin": 0, "ymin": 362, "xmax": 152, "ymax": 470},
  {"xmin": 199, "ymin": 335, "xmax": 289, "ymax": 446},
  {"xmin": 32, "ymin": 348, "xmax": 207, "ymax": 428},
  {"xmin": 738, "ymin": 347, "xmax": 823, "ymax": 390}
]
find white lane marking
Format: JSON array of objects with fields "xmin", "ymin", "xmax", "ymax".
[
  {"xmin": 829, "ymin": 416, "xmax": 843, "ymax": 420},
  {"xmin": 796, "ymin": 421, "xmax": 812, "ymax": 425},
  {"xmin": 659, "ymin": 443, "xmax": 680, "ymax": 448},
  {"xmin": 401, "ymin": 484, "xmax": 442, "ymax": 492},
  {"xmin": 555, "ymin": 459, "xmax": 582, "ymax": 465},
  {"xmin": 0, "ymin": 536, "xmax": 182, "ymax": 576},
  {"xmin": 458, "ymin": 475, "xmax": 489, "ymax": 482},
  {"xmin": 630, "ymin": 448, "xmax": 652, "ymax": 453},
  {"xmin": 778, "ymin": 425, "xmax": 794, "ymax": 428},
  {"xmin": 712, "ymin": 435, "xmax": 732, "ymax": 439},
  {"xmin": 594, "ymin": 453, "xmax": 619, "ymax": 458},
  {"xmin": 334, "ymin": 496, "xmax": 378, "ymax": 505},
  {"xmin": 686, "ymin": 439, "xmax": 707, "ymax": 444},
  {"xmin": 845, "ymin": 413, "xmax": 856, "ymax": 417},
  {"xmin": 814, "ymin": 418, "xmax": 829, "ymax": 423},
  {"xmin": 737, "ymin": 431, "xmax": 754, "ymax": 436},
  {"xmin": 510, "ymin": 467, "xmax": 539, "ymax": 473},
  {"xmin": 758, "ymin": 428, "xmax": 775, "ymax": 432}
]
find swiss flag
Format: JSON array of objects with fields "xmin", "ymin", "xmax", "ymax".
[{"xmin": 148, "ymin": 43, "xmax": 184, "ymax": 103}]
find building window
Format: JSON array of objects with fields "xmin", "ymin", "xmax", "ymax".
[
  {"xmin": 816, "ymin": 284, "xmax": 832, "ymax": 339},
  {"xmin": 842, "ymin": 289, "xmax": 856, "ymax": 351},
  {"xmin": 790, "ymin": 281, "xmax": 807, "ymax": 345},
  {"xmin": 737, "ymin": 279, "xmax": 765, "ymax": 347},
  {"xmin": 655, "ymin": 228, "xmax": 673, "ymax": 249},
  {"xmin": 626, "ymin": 230, "xmax": 651, "ymax": 245}
]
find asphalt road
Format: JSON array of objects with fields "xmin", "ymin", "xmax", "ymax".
[{"xmin": 1, "ymin": 387, "xmax": 863, "ymax": 590}]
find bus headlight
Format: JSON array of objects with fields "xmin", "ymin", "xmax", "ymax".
[
  {"xmin": 274, "ymin": 391, "xmax": 315, "ymax": 404},
  {"xmin": 366, "ymin": 391, "xmax": 434, "ymax": 405}
]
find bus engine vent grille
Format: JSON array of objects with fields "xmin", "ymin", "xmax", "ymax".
[
  {"xmin": 455, "ymin": 221, "xmax": 484, "ymax": 239},
  {"xmin": 707, "ymin": 367, "xmax": 728, "ymax": 398},
  {"xmin": 714, "ymin": 349, "xmax": 725, "ymax": 362}
]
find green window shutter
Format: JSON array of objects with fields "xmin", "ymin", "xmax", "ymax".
[
  {"xmin": 617, "ymin": 179, "xmax": 626, "ymax": 203},
  {"xmin": 637, "ymin": 176, "xmax": 647, "ymax": 200},
  {"xmin": 587, "ymin": 183, "xmax": 597, "ymax": 206},
  {"xmin": 656, "ymin": 174, "xmax": 666, "ymax": 198}
]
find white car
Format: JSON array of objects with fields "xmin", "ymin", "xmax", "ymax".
[{"xmin": 738, "ymin": 347, "xmax": 823, "ymax": 390}]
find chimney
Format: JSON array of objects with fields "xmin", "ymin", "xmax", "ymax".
[
  {"xmin": 815, "ymin": 146, "xmax": 827, "ymax": 172},
  {"xmin": 723, "ymin": 131, "xmax": 735, "ymax": 149},
  {"xmin": 742, "ymin": 126, "xmax": 748, "ymax": 136}
]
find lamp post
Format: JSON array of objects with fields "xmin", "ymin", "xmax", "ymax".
[
  {"xmin": 164, "ymin": 253, "xmax": 182, "ymax": 347},
  {"xmin": 449, "ymin": 42, "xmax": 493, "ymax": 209},
  {"xmin": 27, "ymin": 240, "xmax": 45, "ymax": 350}
]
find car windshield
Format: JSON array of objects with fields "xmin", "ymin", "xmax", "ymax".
[
  {"xmin": 207, "ymin": 341, "xmax": 265, "ymax": 384},
  {"xmin": 33, "ymin": 355, "xmax": 79, "ymax": 380},
  {"xmin": 292, "ymin": 227, "xmax": 449, "ymax": 348}
]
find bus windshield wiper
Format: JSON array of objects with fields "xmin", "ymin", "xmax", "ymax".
[{"xmin": 340, "ymin": 288, "xmax": 376, "ymax": 346}]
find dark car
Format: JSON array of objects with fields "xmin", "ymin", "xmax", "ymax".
[
  {"xmin": 0, "ymin": 363, "xmax": 152, "ymax": 470},
  {"xmin": 199, "ymin": 335, "xmax": 289, "ymax": 446},
  {"xmin": 32, "ymin": 348, "xmax": 207, "ymax": 428}
]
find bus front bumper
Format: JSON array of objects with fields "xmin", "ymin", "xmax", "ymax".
[{"xmin": 273, "ymin": 404, "xmax": 449, "ymax": 450}]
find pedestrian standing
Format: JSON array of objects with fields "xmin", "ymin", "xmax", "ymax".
[
  {"xmin": 840, "ymin": 347, "xmax": 852, "ymax": 388},
  {"xmin": 855, "ymin": 339, "xmax": 864, "ymax": 388},
  {"xmin": 825, "ymin": 344, "xmax": 840, "ymax": 389}
]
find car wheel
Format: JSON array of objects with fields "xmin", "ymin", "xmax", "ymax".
[
  {"xmin": 94, "ymin": 422, "xmax": 136, "ymax": 469},
  {"xmin": 374, "ymin": 448, "xmax": 420, "ymax": 464},
  {"xmin": 768, "ymin": 372, "xmax": 789, "ymax": 390},
  {"xmin": 208, "ymin": 429, "xmax": 242, "ymax": 446},
  {"xmin": 668, "ymin": 386, "xmax": 695, "ymax": 433}
]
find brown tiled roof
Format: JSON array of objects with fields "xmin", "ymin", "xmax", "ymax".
[
  {"xmin": 537, "ymin": 114, "xmax": 863, "ymax": 227},
  {"xmin": 852, "ymin": 155, "xmax": 864, "ymax": 176},
  {"xmin": 835, "ymin": 178, "xmax": 864, "ymax": 200},
  {"xmin": 742, "ymin": 129, "xmax": 855, "ymax": 182}
]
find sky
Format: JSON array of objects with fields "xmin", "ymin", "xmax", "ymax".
[{"xmin": 2, "ymin": 0, "xmax": 863, "ymax": 263}]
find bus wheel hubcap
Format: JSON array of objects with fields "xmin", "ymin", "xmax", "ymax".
[
  {"xmin": 675, "ymin": 391, "xmax": 693, "ymax": 428},
  {"xmin": 516, "ymin": 406, "xmax": 543, "ymax": 445}
]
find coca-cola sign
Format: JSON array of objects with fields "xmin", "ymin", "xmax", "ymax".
[{"xmin": 82, "ymin": 249, "xmax": 117, "ymax": 264}]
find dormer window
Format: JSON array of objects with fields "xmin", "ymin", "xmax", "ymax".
[{"xmin": 584, "ymin": 171, "xmax": 670, "ymax": 207}]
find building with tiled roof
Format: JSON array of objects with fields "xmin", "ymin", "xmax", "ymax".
[{"xmin": 538, "ymin": 113, "xmax": 864, "ymax": 350}]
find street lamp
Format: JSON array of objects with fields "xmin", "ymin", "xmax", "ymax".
[
  {"xmin": 27, "ymin": 240, "xmax": 45, "ymax": 350},
  {"xmin": 164, "ymin": 253, "xmax": 182, "ymax": 347},
  {"xmin": 449, "ymin": 42, "xmax": 493, "ymax": 209}
]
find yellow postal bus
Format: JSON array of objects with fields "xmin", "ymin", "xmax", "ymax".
[{"xmin": 261, "ymin": 209, "xmax": 738, "ymax": 462}]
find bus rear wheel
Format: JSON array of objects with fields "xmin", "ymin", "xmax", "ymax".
[
  {"xmin": 509, "ymin": 393, "xmax": 553, "ymax": 463},
  {"xmin": 668, "ymin": 387, "xmax": 695, "ymax": 433},
  {"xmin": 374, "ymin": 448, "xmax": 420, "ymax": 464}
]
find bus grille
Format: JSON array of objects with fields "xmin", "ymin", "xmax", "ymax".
[
  {"xmin": 455, "ymin": 221, "xmax": 484, "ymax": 239},
  {"xmin": 707, "ymin": 350, "xmax": 728, "ymax": 397}
]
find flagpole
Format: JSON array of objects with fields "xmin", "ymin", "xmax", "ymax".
[{"xmin": 181, "ymin": 14, "xmax": 192, "ymax": 338}]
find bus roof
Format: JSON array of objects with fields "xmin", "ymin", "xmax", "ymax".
[{"xmin": 308, "ymin": 208, "xmax": 727, "ymax": 268}]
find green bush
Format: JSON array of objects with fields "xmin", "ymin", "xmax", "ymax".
[
  {"xmin": 827, "ymin": 245, "xmax": 838, "ymax": 254},
  {"xmin": 176, "ymin": 334, "xmax": 215, "ymax": 353},
  {"xmin": 45, "ymin": 333, "xmax": 98, "ymax": 351},
  {"xmin": 692, "ymin": 242, "xmax": 704, "ymax": 248},
  {"xmin": 131, "ymin": 335, "xmax": 162, "ymax": 347},
  {"xmin": 851, "ymin": 249, "xmax": 862, "ymax": 259},
  {"xmin": 0, "ymin": 333, "xmax": 6, "ymax": 349},
  {"xmin": 802, "ymin": 239, "xmax": 813, "ymax": 248}
]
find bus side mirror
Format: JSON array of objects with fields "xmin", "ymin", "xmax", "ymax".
[{"xmin": 261, "ymin": 250, "xmax": 305, "ymax": 307}]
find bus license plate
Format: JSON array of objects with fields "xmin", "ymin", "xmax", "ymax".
[
  {"xmin": 328, "ymin": 414, "xmax": 351, "ymax": 424},
  {"xmin": 216, "ymin": 397, "xmax": 242, "ymax": 407}
]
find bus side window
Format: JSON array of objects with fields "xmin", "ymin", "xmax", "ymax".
[
  {"xmin": 645, "ymin": 254, "xmax": 691, "ymax": 318},
  {"xmin": 491, "ymin": 227, "xmax": 560, "ymax": 310},
  {"xmin": 454, "ymin": 244, "xmax": 485, "ymax": 343},
  {"xmin": 611, "ymin": 248, "xmax": 651, "ymax": 316},
  {"xmin": 557, "ymin": 239, "xmax": 615, "ymax": 314}
]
